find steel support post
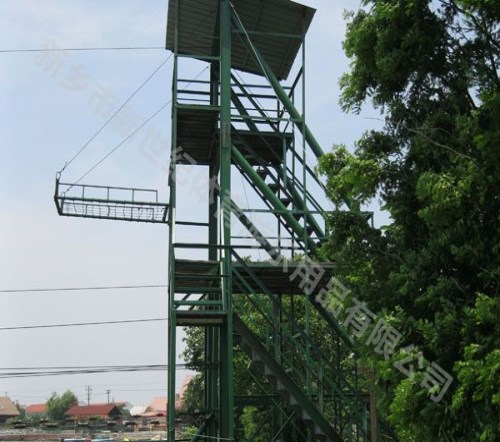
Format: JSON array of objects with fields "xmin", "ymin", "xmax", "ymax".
[
  {"xmin": 167, "ymin": 3, "xmax": 179, "ymax": 439},
  {"xmin": 205, "ymin": 58, "xmax": 220, "ymax": 441},
  {"xmin": 219, "ymin": 0, "xmax": 234, "ymax": 438}
]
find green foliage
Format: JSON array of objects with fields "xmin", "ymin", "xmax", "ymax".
[
  {"xmin": 46, "ymin": 390, "xmax": 78, "ymax": 422},
  {"xmin": 239, "ymin": 406, "xmax": 271, "ymax": 442},
  {"xmin": 16, "ymin": 403, "xmax": 26, "ymax": 420},
  {"xmin": 317, "ymin": 1, "xmax": 500, "ymax": 440},
  {"xmin": 180, "ymin": 425, "xmax": 198, "ymax": 439},
  {"xmin": 180, "ymin": 373, "xmax": 204, "ymax": 411}
]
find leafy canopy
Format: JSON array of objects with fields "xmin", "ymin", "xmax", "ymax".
[
  {"xmin": 46, "ymin": 390, "xmax": 78, "ymax": 422},
  {"xmin": 317, "ymin": 0, "xmax": 499, "ymax": 440}
]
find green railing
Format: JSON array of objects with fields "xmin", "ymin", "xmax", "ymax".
[{"xmin": 231, "ymin": 250, "xmax": 371, "ymax": 441}]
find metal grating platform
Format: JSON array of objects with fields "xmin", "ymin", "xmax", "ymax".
[
  {"xmin": 174, "ymin": 258, "xmax": 334, "ymax": 296},
  {"xmin": 54, "ymin": 178, "xmax": 169, "ymax": 224},
  {"xmin": 176, "ymin": 105, "xmax": 292, "ymax": 166}
]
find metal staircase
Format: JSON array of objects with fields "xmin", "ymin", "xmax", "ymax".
[
  {"xmin": 164, "ymin": 1, "xmax": 399, "ymax": 440},
  {"xmin": 234, "ymin": 313, "xmax": 342, "ymax": 442}
]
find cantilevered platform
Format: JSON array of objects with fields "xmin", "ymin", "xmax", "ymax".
[
  {"xmin": 54, "ymin": 179, "xmax": 169, "ymax": 224},
  {"xmin": 174, "ymin": 259, "xmax": 334, "ymax": 296},
  {"xmin": 166, "ymin": 0, "xmax": 315, "ymax": 80}
]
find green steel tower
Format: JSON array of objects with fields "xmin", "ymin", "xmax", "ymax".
[
  {"xmin": 164, "ymin": 1, "xmax": 391, "ymax": 440},
  {"xmin": 55, "ymin": 1, "xmax": 399, "ymax": 440}
]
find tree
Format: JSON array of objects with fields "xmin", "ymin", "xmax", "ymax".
[
  {"xmin": 317, "ymin": 1, "xmax": 499, "ymax": 440},
  {"xmin": 46, "ymin": 390, "xmax": 78, "ymax": 422}
]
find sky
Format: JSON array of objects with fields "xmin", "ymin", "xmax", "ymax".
[{"xmin": 0, "ymin": 0, "xmax": 382, "ymax": 408}]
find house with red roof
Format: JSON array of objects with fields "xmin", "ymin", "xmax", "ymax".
[
  {"xmin": 65, "ymin": 404, "xmax": 122, "ymax": 422},
  {"xmin": 25, "ymin": 403, "xmax": 48, "ymax": 418}
]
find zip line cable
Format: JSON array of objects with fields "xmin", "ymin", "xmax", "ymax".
[
  {"xmin": 0, "ymin": 317, "xmax": 168, "ymax": 331},
  {"xmin": 70, "ymin": 101, "xmax": 171, "ymax": 187},
  {"xmin": 60, "ymin": 54, "xmax": 173, "ymax": 174},
  {"xmin": 70, "ymin": 65, "xmax": 209, "ymax": 187},
  {"xmin": 0, "ymin": 284, "xmax": 167, "ymax": 294},
  {"xmin": 59, "ymin": 7, "xmax": 217, "ymax": 180},
  {"xmin": 0, "ymin": 47, "xmax": 164, "ymax": 53}
]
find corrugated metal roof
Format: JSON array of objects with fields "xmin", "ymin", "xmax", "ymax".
[
  {"xmin": 146, "ymin": 397, "xmax": 167, "ymax": 413},
  {"xmin": 166, "ymin": 0, "xmax": 315, "ymax": 80}
]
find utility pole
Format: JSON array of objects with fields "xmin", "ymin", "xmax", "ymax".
[
  {"xmin": 86, "ymin": 386, "xmax": 92, "ymax": 406},
  {"xmin": 106, "ymin": 390, "xmax": 110, "ymax": 404}
]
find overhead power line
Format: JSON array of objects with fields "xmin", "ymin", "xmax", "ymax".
[
  {"xmin": 0, "ymin": 47, "xmax": 164, "ymax": 53},
  {"xmin": 0, "ymin": 284, "xmax": 167, "ymax": 294},
  {"xmin": 0, "ymin": 317, "xmax": 168, "ymax": 331},
  {"xmin": 0, "ymin": 364, "xmax": 188, "ymax": 379}
]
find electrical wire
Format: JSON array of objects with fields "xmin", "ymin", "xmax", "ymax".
[
  {"xmin": 0, "ymin": 364, "xmax": 188, "ymax": 379},
  {"xmin": 0, "ymin": 47, "xmax": 164, "ymax": 53},
  {"xmin": 0, "ymin": 317, "xmax": 168, "ymax": 331},
  {"xmin": 0, "ymin": 284, "xmax": 167, "ymax": 294},
  {"xmin": 60, "ymin": 55, "xmax": 173, "ymax": 174}
]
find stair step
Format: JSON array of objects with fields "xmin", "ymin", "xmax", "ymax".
[
  {"xmin": 268, "ymin": 182, "xmax": 281, "ymax": 193},
  {"xmin": 280, "ymin": 197, "xmax": 292, "ymax": 206},
  {"xmin": 233, "ymin": 313, "xmax": 341, "ymax": 442},
  {"xmin": 174, "ymin": 300, "xmax": 222, "ymax": 307},
  {"xmin": 175, "ymin": 286, "xmax": 221, "ymax": 294},
  {"xmin": 256, "ymin": 168, "xmax": 268, "ymax": 180},
  {"xmin": 176, "ymin": 310, "xmax": 226, "ymax": 326}
]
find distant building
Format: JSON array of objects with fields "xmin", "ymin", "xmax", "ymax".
[
  {"xmin": 138, "ymin": 397, "xmax": 167, "ymax": 430},
  {"xmin": 141, "ymin": 397, "xmax": 167, "ymax": 418},
  {"xmin": 0, "ymin": 397, "xmax": 20, "ymax": 423},
  {"xmin": 129, "ymin": 406, "xmax": 147, "ymax": 418},
  {"xmin": 92, "ymin": 402, "xmax": 132, "ymax": 412},
  {"xmin": 110, "ymin": 401, "xmax": 132, "ymax": 411},
  {"xmin": 25, "ymin": 403, "xmax": 48, "ymax": 418},
  {"xmin": 175, "ymin": 375, "xmax": 193, "ymax": 411},
  {"xmin": 65, "ymin": 404, "xmax": 122, "ymax": 422}
]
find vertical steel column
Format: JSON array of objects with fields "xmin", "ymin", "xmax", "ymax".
[
  {"xmin": 167, "ymin": 2, "xmax": 179, "ymax": 439},
  {"xmin": 206, "ymin": 63, "xmax": 220, "ymax": 439},
  {"xmin": 219, "ymin": 0, "xmax": 234, "ymax": 438}
]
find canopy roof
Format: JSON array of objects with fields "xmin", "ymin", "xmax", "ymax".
[{"xmin": 166, "ymin": 0, "xmax": 315, "ymax": 80}]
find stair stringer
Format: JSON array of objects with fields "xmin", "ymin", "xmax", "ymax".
[{"xmin": 233, "ymin": 313, "xmax": 342, "ymax": 442}]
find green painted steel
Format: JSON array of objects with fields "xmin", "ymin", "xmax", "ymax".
[
  {"xmin": 231, "ymin": 145, "xmax": 316, "ymax": 253},
  {"xmin": 163, "ymin": 1, "xmax": 398, "ymax": 440},
  {"xmin": 230, "ymin": 10, "xmax": 325, "ymax": 160},
  {"xmin": 219, "ymin": 1, "xmax": 234, "ymax": 438}
]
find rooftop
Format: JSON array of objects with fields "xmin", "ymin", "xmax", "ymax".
[
  {"xmin": 0, "ymin": 397, "xmax": 20, "ymax": 417},
  {"xmin": 166, "ymin": 0, "xmax": 315, "ymax": 80}
]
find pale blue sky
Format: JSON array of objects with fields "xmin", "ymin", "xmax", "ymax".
[{"xmin": 0, "ymin": 0, "xmax": 382, "ymax": 407}]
